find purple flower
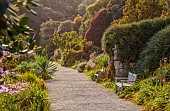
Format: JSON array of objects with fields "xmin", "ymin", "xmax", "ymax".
[
  {"xmin": 87, "ymin": 60, "xmax": 93, "ymax": 64},
  {"xmin": 0, "ymin": 89, "xmax": 4, "ymax": 94},
  {"xmin": 0, "ymin": 68, "xmax": 4, "ymax": 73},
  {"xmin": 9, "ymin": 90, "xmax": 20, "ymax": 95},
  {"xmin": 22, "ymin": 83, "xmax": 29, "ymax": 87},
  {"xmin": 1, "ymin": 85, "xmax": 9, "ymax": 92},
  {"xmin": 162, "ymin": 57, "xmax": 168, "ymax": 63},
  {"xmin": 3, "ymin": 51, "xmax": 10, "ymax": 56},
  {"xmin": 1, "ymin": 74, "xmax": 5, "ymax": 77},
  {"xmin": 4, "ymin": 70, "xmax": 10, "ymax": 75}
]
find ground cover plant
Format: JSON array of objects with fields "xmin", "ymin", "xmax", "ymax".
[{"xmin": 0, "ymin": 51, "xmax": 50, "ymax": 111}]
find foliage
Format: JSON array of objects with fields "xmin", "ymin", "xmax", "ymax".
[
  {"xmin": 79, "ymin": 0, "xmax": 124, "ymax": 37},
  {"xmin": 138, "ymin": 25, "xmax": 170, "ymax": 72},
  {"xmin": 40, "ymin": 19, "xmax": 60, "ymax": 40},
  {"xmin": 101, "ymin": 80, "xmax": 115, "ymax": 91},
  {"xmin": 0, "ymin": 72, "xmax": 50, "ymax": 111},
  {"xmin": 85, "ymin": 8, "xmax": 113, "ymax": 46},
  {"xmin": 57, "ymin": 20, "xmax": 73, "ymax": 34},
  {"xmin": 93, "ymin": 54, "xmax": 109, "ymax": 68},
  {"xmin": 85, "ymin": 0, "xmax": 125, "ymax": 46},
  {"xmin": 119, "ymin": 77, "xmax": 170, "ymax": 111},
  {"xmin": 61, "ymin": 49, "xmax": 83, "ymax": 67},
  {"xmin": 39, "ymin": 0, "xmax": 82, "ymax": 17},
  {"xmin": 119, "ymin": 0, "xmax": 168, "ymax": 24},
  {"xmin": 53, "ymin": 31, "xmax": 93, "ymax": 66},
  {"xmin": 13, "ymin": 56, "xmax": 57, "ymax": 80},
  {"xmin": 102, "ymin": 17, "xmax": 170, "ymax": 64},
  {"xmin": 53, "ymin": 31, "xmax": 83, "ymax": 51},
  {"xmin": 16, "ymin": 53, "xmax": 36, "ymax": 64},
  {"xmin": 0, "ymin": 53, "xmax": 18, "ymax": 70},
  {"xmin": 73, "ymin": 14, "xmax": 83, "ymax": 33},
  {"xmin": 79, "ymin": 13, "xmax": 90, "ymax": 36},
  {"xmin": 85, "ymin": 69, "xmax": 99, "ymax": 80},
  {"xmin": 86, "ymin": 0, "xmax": 112, "ymax": 18},
  {"xmin": 12, "ymin": 61, "xmax": 37, "ymax": 73},
  {"xmin": 0, "ymin": 0, "xmax": 38, "ymax": 55},
  {"xmin": 78, "ymin": 0, "xmax": 95, "ymax": 15},
  {"xmin": 35, "ymin": 56, "xmax": 57, "ymax": 80},
  {"xmin": 77, "ymin": 62, "xmax": 87, "ymax": 73}
]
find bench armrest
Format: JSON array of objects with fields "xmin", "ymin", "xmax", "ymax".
[{"xmin": 115, "ymin": 77, "xmax": 128, "ymax": 82}]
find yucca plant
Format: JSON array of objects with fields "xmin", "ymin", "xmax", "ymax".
[{"xmin": 36, "ymin": 56, "xmax": 57, "ymax": 80}]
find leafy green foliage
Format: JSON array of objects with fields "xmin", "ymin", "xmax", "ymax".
[
  {"xmin": 53, "ymin": 31, "xmax": 93, "ymax": 67},
  {"xmin": 12, "ymin": 61, "xmax": 37, "ymax": 73},
  {"xmin": 119, "ymin": 77, "xmax": 170, "ymax": 111},
  {"xmin": 102, "ymin": 17, "xmax": 170, "ymax": 64},
  {"xmin": 93, "ymin": 54, "xmax": 109, "ymax": 68},
  {"xmin": 36, "ymin": 56, "xmax": 57, "ymax": 80},
  {"xmin": 138, "ymin": 25, "xmax": 170, "ymax": 72},
  {"xmin": 119, "ymin": 0, "xmax": 168, "ymax": 24},
  {"xmin": 53, "ymin": 31, "xmax": 83, "ymax": 51},
  {"xmin": 0, "ymin": 72, "xmax": 49, "ymax": 111},
  {"xmin": 0, "ymin": 0, "xmax": 38, "ymax": 55}
]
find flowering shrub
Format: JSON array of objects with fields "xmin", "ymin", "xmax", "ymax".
[
  {"xmin": 0, "ymin": 51, "xmax": 18, "ymax": 70},
  {"xmin": 0, "ymin": 71, "xmax": 49, "ymax": 110},
  {"xmin": 0, "ymin": 82, "xmax": 29, "ymax": 95}
]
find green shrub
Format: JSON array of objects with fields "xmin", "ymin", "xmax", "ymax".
[
  {"xmin": 0, "ymin": 72, "xmax": 49, "ymax": 111},
  {"xmin": 16, "ymin": 53, "xmax": 36, "ymax": 64},
  {"xmin": 93, "ymin": 54, "xmax": 109, "ymax": 68},
  {"xmin": 36, "ymin": 56, "xmax": 57, "ymax": 80},
  {"xmin": 102, "ymin": 17, "xmax": 170, "ymax": 64},
  {"xmin": 85, "ymin": 69, "xmax": 98, "ymax": 80},
  {"xmin": 0, "ymin": 84, "xmax": 50, "ymax": 111},
  {"xmin": 120, "ymin": 77, "xmax": 170, "ymax": 111},
  {"xmin": 12, "ymin": 61, "xmax": 37, "ymax": 73},
  {"xmin": 138, "ymin": 25, "xmax": 170, "ymax": 72},
  {"xmin": 101, "ymin": 80, "xmax": 116, "ymax": 91}
]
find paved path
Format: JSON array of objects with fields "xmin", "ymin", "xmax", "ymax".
[{"xmin": 46, "ymin": 65, "xmax": 142, "ymax": 111}]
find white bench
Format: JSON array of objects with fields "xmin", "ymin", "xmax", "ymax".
[{"xmin": 115, "ymin": 72, "xmax": 137, "ymax": 93}]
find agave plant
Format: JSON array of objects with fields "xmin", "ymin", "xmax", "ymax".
[{"xmin": 36, "ymin": 56, "xmax": 57, "ymax": 80}]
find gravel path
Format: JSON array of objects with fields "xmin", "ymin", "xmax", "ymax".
[{"xmin": 46, "ymin": 65, "xmax": 142, "ymax": 111}]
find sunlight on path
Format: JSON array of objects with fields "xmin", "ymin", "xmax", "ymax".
[{"xmin": 46, "ymin": 65, "xmax": 142, "ymax": 111}]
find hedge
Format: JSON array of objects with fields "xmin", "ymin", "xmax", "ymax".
[
  {"xmin": 138, "ymin": 25, "xmax": 170, "ymax": 72},
  {"xmin": 102, "ymin": 17, "xmax": 170, "ymax": 64}
]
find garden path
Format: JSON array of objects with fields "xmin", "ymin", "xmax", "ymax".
[{"xmin": 46, "ymin": 65, "xmax": 142, "ymax": 111}]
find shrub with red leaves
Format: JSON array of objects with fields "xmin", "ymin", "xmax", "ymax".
[{"xmin": 84, "ymin": 8, "xmax": 113, "ymax": 46}]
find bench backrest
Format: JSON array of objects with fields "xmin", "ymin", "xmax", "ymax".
[{"xmin": 128, "ymin": 72, "xmax": 137, "ymax": 84}]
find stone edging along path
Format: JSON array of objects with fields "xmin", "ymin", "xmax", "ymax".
[{"xmin": 46, "ymin": 65, "xmax": 142, "ymax": 111}]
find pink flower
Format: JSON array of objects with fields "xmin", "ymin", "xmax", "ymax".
[
  {"xmin": 0, "ymin": 68, "xmax": 4, "ymax": 73},
  {"xmin": 0, "ymin": 89, "xmax": 4, "ymax": 94},
  {"xmin": 20, "ymin": 88, "xmax": 25, "ymax": 91},
  {"xmin": 3, "ymin": 51, "xmax": 10, "ymax": 56},
  {"xmin": 9, "ymin": 90, "xmax": 20, "ymax": 95},
  {"xmin": 87, "ymin": 60, "xmax": 93, "ymax": 64},
  {"xmin": 4, "ymin": 70, "xmax": 10, "ymax": 75},
  {"xmin": 1, "ymin": 85, "xmax": 9, "ymax": 92}
]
